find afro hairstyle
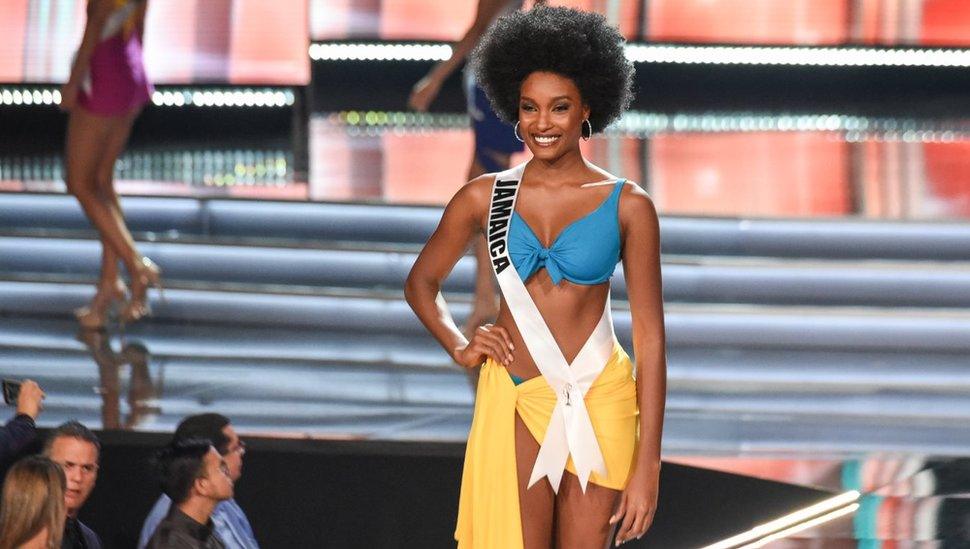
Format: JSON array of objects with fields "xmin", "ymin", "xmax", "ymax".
[{"xmin": 472, "ymin": 5, "xmax": 634, "ymax": 134}]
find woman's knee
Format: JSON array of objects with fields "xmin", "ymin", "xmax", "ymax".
[
  {"xmin": 66, "ymin": 175, "xmax": 112, "ymax": 203},
  {"xmin": 66, "ymin": 176, "xmax": 97, "ymax": 200},
  {"xmin": 94, "ymin": 171, "xmax": 117, "ymax": 198}
]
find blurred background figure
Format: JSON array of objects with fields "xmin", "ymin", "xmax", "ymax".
[
  {"xmin": 0, "ymin": 379, "xmax": 44, "ymax": 464},
  {"xmin": 140, "ymin": 414, "xmax": 257, "ymax": 549},
  {"xmin": 0, "ymin": 455, "xmax": 67, "ymax": 549},
  {"xmin": 43, "ymin": 421, "xmax": 104, "ymax": 549},
  {"xmin": 408, "ymin": 0, "xmax": 537, "ymax": 338},
  {"xmin": 61, "ymin": 0, "xmax": 161, "ymax": 330},
  {"xmin": 76, "ymin": 331, "xmax": 159, "ymax": 430}
]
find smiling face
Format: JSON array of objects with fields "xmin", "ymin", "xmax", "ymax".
[{"xmin": 518, "ymin": 71, "xmax": 590, "ymax": 162}]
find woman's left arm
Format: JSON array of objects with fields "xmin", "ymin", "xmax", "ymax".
[
  {"xmin": 60, "ymin": 0, "xmax": 113, "ymax": 111},
  {"xmin": 610, "ymin": 182, "xmax": 667, "ymax": 545}
]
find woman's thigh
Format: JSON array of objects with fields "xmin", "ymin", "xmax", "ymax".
[
  {"xmin": 95, "ymin": 110, "xmax": 139, "ymax": 189},
  {"xmin": 555, "ymin": 472, "xmax": 621, "ymax": 549},
  {"xmin": 65, "ymin": 108, "xmax": 113, "ymax": 193},
  {"xmin": 515, "ymin": 411, "xmax": 554, "ymax": 549}
]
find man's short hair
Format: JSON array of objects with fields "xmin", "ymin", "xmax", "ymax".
[
  {"xmin": 43, "ymin": 420, "xmax": 101, "ymax": 456},
  {"xmin": 154, "ymin": 439, "xmax": 212, "ymax": 505},
  {"xmin": 173, "ymin": 414, "xmax": 230, "ymax": 455}
]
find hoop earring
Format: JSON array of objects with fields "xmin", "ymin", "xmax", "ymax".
[
  {"xmin": 582, "ymin": 119, "xmax": 592, "ymax": 141},
  {"xmin": 513, "ymin": 121, "xmax": 525, "ymax": 143}
]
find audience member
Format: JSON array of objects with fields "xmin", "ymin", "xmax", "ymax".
[
  {"xmin": 0, "ymin": 455, "xmax": 66, "ymax": 549},
  {"xmin": 139, "ymin": 414, "xmax": 257, "ymax": 549},
  {"xmin": 146, "ymin": 440, "xmax": 234, "ymax": 549},
  {"xmin": 44, "ymin": 421, "xmax": 103, "ymax": 549},
  {"xmin": 0, "ymin": 380, "xmax": 44, "ymax": 463}
]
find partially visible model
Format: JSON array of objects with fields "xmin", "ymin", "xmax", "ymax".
[{"xmin": 62, "ymin": 0, "xmax": 161, "ymax": 329}]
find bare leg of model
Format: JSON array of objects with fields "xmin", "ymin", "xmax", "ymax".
[
  {"xmin": 555, "ymin": 470, "xmax": 622, "ymax": 548},
  {"xmin": 93, "ymin": 109, "xmax": 142, "ymax": 310},
  {"xmin": 66, "ymin": 107, "xmax": 159, "ymax": 326},
  {"xmin": 67, "ymin": 108, "xmax": 123, "ymax": 329},
  {"xmin": 101, "ymin": 109, "xmax": 161, "ymax": 323},
  {"xmin": 515, "ymin": 412, "xmax": 555, "ymax": 548}
]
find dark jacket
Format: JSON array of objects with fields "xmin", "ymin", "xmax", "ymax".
[
  {"xmin": 0, "ymin": 413, "xmax": 36, "ymax": 462},
  {"xmin": 147, "ymin": 507, "xmax": 225, "ymax": 549},
  {"xmin": 62, "ymin": 517, "xmax": 103, "ymax": 549}
]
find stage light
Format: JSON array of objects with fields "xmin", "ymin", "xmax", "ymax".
[
  {"xmin": 737, "ymin": 503, "xmax": 860, "ymax": 548},
  {"xmin": 318, "ymin": 110, "xmax": 970, "ymax": 143},
  {"xmin": 699, "ymin": 491, "xmax": 860, "ymax": 549},
  {"xmin": 624, "ymin": 43, "xmax": 970, "ymax": 67},
  {"xmin": 143, "ymin": 87, "xmax": 294, "ymax": 108},
  {"xmin": 308, "ymin": 41, "xmax": 970, "ymax": 68},
  {"xmin": 309, "ymin": 42, "xmax": 452, "ymax": 61}
]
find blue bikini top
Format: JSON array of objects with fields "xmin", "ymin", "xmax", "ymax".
[{"xmin": 509, "ymin": 179, "xmax": 625, "ymax": 285}]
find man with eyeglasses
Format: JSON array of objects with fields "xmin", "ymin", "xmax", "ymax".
[
  {"xmin": 139, "ymin": 413, "xmax": 258, "ymax": 549},
  {"xmin": 44, "ymin": 420, "xmax": 103, "ymax": 549}
]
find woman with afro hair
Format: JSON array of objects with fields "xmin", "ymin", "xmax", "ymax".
[{"xmin": 406, "ymin": 6, "xmax": 666, "ymax": 547}]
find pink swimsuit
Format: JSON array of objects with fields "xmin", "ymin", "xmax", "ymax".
[{"xmin": 77, "ymin": 2, "xmax": 153, "ymax": 117}]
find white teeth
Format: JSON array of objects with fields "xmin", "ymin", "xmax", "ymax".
[{"xmin": 534, "ymin": 135, "xmax": 560, "ymax": 144}]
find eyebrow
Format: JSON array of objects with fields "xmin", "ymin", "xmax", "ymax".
[{"xmin": 520, "ymin": 95, "xmax": 573, "ymax": 102}]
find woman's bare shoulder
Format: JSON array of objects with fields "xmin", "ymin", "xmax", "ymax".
[
  {"xmin": 442, "ymin": 174, "xmax": 499, "ymax": 226},
  {"xmin": 452, "ymin": 173, "xmax": 498, "ymax": 207},
  {"xmin": 618, "ymin": 181, "xmax": 658, "ymax": 224}
]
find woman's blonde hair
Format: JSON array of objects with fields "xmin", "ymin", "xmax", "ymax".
[{"xmin": 0, "ymin": 456, "xmax": 66, "ymax": 549}]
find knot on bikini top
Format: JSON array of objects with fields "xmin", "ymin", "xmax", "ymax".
[{"xmin": 508, "ymin": 180, "xmax": 625, "ymax": 285}]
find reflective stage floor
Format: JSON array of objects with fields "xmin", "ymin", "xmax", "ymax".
[{"xmin": 3, "ymin": 312, "xmax": 968, "ymax": 547}]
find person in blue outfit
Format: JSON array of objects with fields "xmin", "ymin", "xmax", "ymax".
[
  {"xmin": 409, "ymin": 0, "xmax": 538, "ymax": 343},
  {"xmin": 139, "ymin": 414, "xmax": 257, "ymax": 549}
]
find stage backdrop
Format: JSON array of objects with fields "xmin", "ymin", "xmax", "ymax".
[
  {"xmin": 311, "ymin": 0, "xmax": 970, "ymax": 46},
  {"xmin": 0, "ymin": 0, "xmax": 309, "ymax": 85}
]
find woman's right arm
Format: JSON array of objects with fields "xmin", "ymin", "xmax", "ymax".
[
  {"xmin": 408, "ymin": 0, "xmax": 511, "ymax": 112},
  {"xmin": 60, "ymin": 0, "xmax": 113, "ymax": 110},
  {"xmin": 405, "ymin": 177, "xmax": 514, "ymax": 368}
]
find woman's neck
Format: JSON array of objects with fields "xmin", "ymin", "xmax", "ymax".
[{"xmin": 525, "ymin": 149, "xmax": 592, "ymax": 186}]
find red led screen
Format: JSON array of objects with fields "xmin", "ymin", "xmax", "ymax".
[{"xmin": 0, "ymin": 0, "xmax": 309, "ymax": 85}]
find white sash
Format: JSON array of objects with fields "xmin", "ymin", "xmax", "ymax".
[{"xmin": 486, "ymin": 163, "xmax": 616, "ymax": 493}]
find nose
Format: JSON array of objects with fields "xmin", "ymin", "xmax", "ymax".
[
  {"xmin": 68, "ymin": 471, "xmax": 82, "ymax": 485},
  {"xmin": 537, "ymin": 108, "xmax": 553, "ymax": 131}
]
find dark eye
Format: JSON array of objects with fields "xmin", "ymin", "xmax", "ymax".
[
  {"xmin": 554, "ymin": 104, "xmax": 569, "ymax": 111},
  {"xmin": 520, "ymin": 103, "xmax": 536, "ymax": 112}
]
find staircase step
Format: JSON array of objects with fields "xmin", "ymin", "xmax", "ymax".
[
  {"xmin": 4, "ymin": 236, "xmax": 970, "ymax": 307},
  {"xmin": 6, "ymin": 192, "xmax": 970, "ymax": 259}
]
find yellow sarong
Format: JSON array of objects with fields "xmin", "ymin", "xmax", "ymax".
[{"xmin": 454, "ymin": 342, "xmax": 639, "ymax": 548}]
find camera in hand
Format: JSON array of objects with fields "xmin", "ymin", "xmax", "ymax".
[{"xmin": 2, "ymin": 379, "xmax": 21, "ymax": 406}]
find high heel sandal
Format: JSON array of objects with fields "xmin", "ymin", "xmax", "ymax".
[
  {"xmin": 75, "ymin": 278, "xmax": 128, "ymax": 330},
  {"xmin": 121, "ymin": 257, "xmax": 164, "ymax": 324}
]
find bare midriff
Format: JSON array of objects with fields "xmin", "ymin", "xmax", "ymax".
[{"xmin": 495, "ymin": 270, "xmax": 612, "ymax": 381}]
